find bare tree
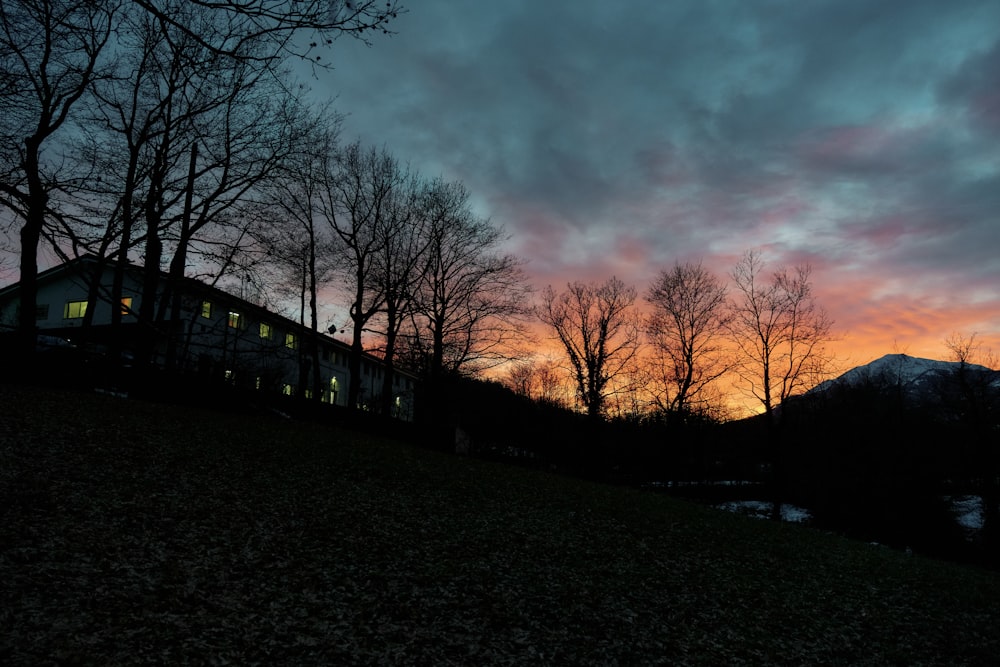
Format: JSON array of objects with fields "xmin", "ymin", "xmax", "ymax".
[
  {"xmin": 130, "ymin": 0, "xmax": 401, "ymax": 65},
  {"xmin": 372, "ymin": 170, "xmax": 426, "ymax": 416},
  {"xmin": 407, "ymin": 179, "xmax": 531, "ymax": 380},
  {"xmin": 317, "ymin": 141, "xmax": 401, "ymax": 411},
  {"xmin": 729, "ymin": 250, "xmax": 833, "ymax": 422},
  {"xmin": 538, "ymin": 277, "xmax": 640, "ymax": 421},
  {"xmin": 503, "ymin": 357, "xmax": 571, "ymax": 409},
  {"xmin": 645, "ymin": 261, "xmax": 730, "ymax": 420},
  {"xmin": 729, "ymin": 250, "xmax": 833, "ymax": 519},
  {"xmin": 942, "ymin": 333, "xmax": 1000, "ymax": 556},
  {"xmin": 253, "ymin": 116, "xmax": 341, "ymax": 398},
  {"xmin": 504, "ymin": 360, "xmax": 537, "ymax": 399},
  {"xmin": 0, "ymin": 0, "xmax": 119, "ymax": 358}
]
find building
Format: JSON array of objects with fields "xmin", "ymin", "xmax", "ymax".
[{"xmin": 0, "ymin": 255, "xmax": 416, "ymax": 420}]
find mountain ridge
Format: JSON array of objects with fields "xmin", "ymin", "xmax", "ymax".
[{"xmin": 808, "ymin": 352, "xmax": 999, "ymax": 397}]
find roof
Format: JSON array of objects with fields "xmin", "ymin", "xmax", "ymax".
[{"xmin": 0, "ymin": 254, "xmax": 416, "ymax": 379}]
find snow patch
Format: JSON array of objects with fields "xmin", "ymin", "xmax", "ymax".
[
  {"xmin": 714, "ymin": 500, "xmax": 812, "ymax": 523},
  {"xmin": 948, "ymin": 495, "xmax": 984, "ymax": 531}
]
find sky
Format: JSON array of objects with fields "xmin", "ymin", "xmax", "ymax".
[{"xmin": 300, "ymin": 0, "xmax": 1000, "ymax": 369}]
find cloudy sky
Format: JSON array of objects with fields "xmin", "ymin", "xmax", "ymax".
[{"xmin": 307, "ymin": 0, "xmax": 1000, "ymax": 366}]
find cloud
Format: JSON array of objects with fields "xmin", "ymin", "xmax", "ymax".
[{"xmin": 305, "ymin": 0, "xmax": 1000, "ymax": 364}]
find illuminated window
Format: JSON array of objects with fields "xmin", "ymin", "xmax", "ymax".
[
  {"xmin": 201, "ymin": 301, "xmax": 213, "ymax": 318},
  {"xmin": 259, "ymin": 322, "xmax": 272, "ymax": 339},
  {"xmin": 329, "ymin": 377, "xmax": 339, "ymax": 404},
  {"xmin": 304, "ymin": 388, "xmax": 313, "ymax": 399},
  {"xmin": 228, "ymin": 311, "xmax": 242, "ymax": 329},
  {"xmin": 255, "ymin": 376, "xmax": 261, "ymax": 390},
  {"xmin": 120, "ymin": 297, "xmax": 133, "ymax": 316},
  {"xmin": 63, "ymin": 300, "xmax": 88, "ymax": 319},
  {"xmin": 285, "ymin": 332, "xmax": 297, "ymax": 349},
  {"xmin": 282, "ymin": 383, "xmax": 294, "ymax": 396}
]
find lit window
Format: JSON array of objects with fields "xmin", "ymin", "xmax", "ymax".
[
  {"xmin": 304, "ymin": 388, "xmax": 313, "ymax": 399},
  {"xmin": 228, "ymin": 311, "xmax": 242, "ymax": 329},
  {"xmin": 120, "ymin": 297, "xmax": 133, "ymax": 316},
  {"xmin": 201, "ymin": 301, "xmax": 213, "ymax": 318},
  {"xmin": 255, "ymin": 376, "xmax": 261, "ymax": 390},
  {"xmin": 63, "ymin": 300, "xmax": 88, "ymax": 319},
  {"xmin": 259, "ymin": 322, "xmax": 272, "ymax": 339},
  {"xmin": 329, "ymin": 377, "xmax": 339, "ymax": 404},
  {"xmin": 282, "ymin": 383, "xmax": 294, "ymax": 396},
  {"xmin": 285, "ymin": 333, "xmax": 297, "ymax": 349}
]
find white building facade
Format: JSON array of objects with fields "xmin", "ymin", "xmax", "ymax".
[{"xmin": 0, "ymin": 256, "xmax": 416, "ymax": 420}]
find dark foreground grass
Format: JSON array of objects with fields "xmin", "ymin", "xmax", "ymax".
[{"xmin": 2, "ymin": 384, "xmax": 999, "ymax": 665}]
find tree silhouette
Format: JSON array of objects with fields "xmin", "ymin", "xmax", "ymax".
[
  {"xmin": 728, "ymin": 250, "xmax": 834, "ymax": 518},
  {"xmin": 0, "ymin": 0, "xmax": 118, "ymax": 362},
  {"xmin": 407, "ymin": 180, "xmax": 530, "ymax": 380},
  {"xmin": 941, "ymin": 333, "xmax": 1000, "ymax": 560},
  {"xmin": 645, "ymin": 261, "xmax": 730, "ymax": 421},
  {"xmin": 539, "ymin": 277, "xmax": 640, "ymax": 421}
]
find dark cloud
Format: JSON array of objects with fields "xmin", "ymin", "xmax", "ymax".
[{"xmin": 309, "ymin": 0, "xmax": 1000, "ymax": 358}]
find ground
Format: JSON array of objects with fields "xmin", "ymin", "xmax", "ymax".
[{"xmin": 2, "ymin": 384, "xmax": 1000, "ymax": 665}]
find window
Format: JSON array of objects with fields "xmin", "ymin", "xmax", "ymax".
[
  {"xmin": 329, "ymin": 377, "xmax": 339, "ymax": 404},
  {"xmin": 285, "ymin": 332, "xmax": 297, "ymax": 349},
  {"xmin": 228, "ymin": 311, "xmax": 242, "ymax": 329},
  {"xmin": 201, "ymin": 301, "xmax": 213, "ymax": 318},
  {"xmin": 120, "ymin": 297, "xmax": 133, "ymax": 316},
  {"xmin": 282, "ymin": 383, "xmax": 295, "ymax": 396},
  {"xmin": 259, "ymin": 322, "xmax": 272, "ymax": 340},
  {"xmin": 35, "ymin": 304, "xmax": 49, "ymax": 320},
  {"xmin": 63, "ymin": 300, "xmax": 87, "ymax": 319}
]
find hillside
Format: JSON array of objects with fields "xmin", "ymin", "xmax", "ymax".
[{"xmin": 3, "ymin": 384, "xmax": 1000, "ymax": 665}]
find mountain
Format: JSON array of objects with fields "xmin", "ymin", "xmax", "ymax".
[
  {"xmin": 805, "ymin": 354, "xmax": 1000, "ymax": 397},
  {"xmin": 807, "ymin": 353, "xmax": 1000, "ymax": 398},
  {"xmin": 806, "ymin": 354, "xmax": 964, "ymax": 394}
]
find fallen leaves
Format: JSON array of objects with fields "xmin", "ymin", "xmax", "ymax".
[{"xmin": 2, "ymin": 383, "xmax": 1000, "ymax": 665}]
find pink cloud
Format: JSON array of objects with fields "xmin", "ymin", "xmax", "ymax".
[
  {"xmin": 794, "ymin": 121, "xmax": 933, "ymax": 175},
  {"xmin": 797, "ymin": 124, "xmax": 895, "ymax": 166},
  {"xmin": 970, "ymin": 90, "xmax": 1000, "ymax": 133}
]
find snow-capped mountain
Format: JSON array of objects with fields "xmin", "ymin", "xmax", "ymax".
[{"xmin": 808, "ymin": 353, "xmax": 999, "ymax": 397}]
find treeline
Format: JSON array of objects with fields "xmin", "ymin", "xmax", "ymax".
[{"xmin": 519, "ymin": 251, "xmax": 833, "ymax": 427}]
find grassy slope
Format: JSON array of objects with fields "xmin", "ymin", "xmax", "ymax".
[{"xmin": 2, "ymin": 384, "xmax": 999, "ymax": 666}]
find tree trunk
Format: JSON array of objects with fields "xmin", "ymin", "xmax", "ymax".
[
  {"xmin": 308, "ymin": 231, "xmax": 322, "ymax": 401},
  {"xmin": 15, "ymin": 138, "xmax": 46, "ymax": 369},
  {"xmin": 164, "ymin": 143, "xmax": 197, "ymax": 370},
  {"xmin": 380, "ymin": 306, "xmax": 398, "ymax": 417},
  {"xmin": 137, "ymin": 224, "xmax": 162, "ymax": 370},
  {"xmin": 347, "ymin": 324, "xmax": 364, "ymax": 411}
]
